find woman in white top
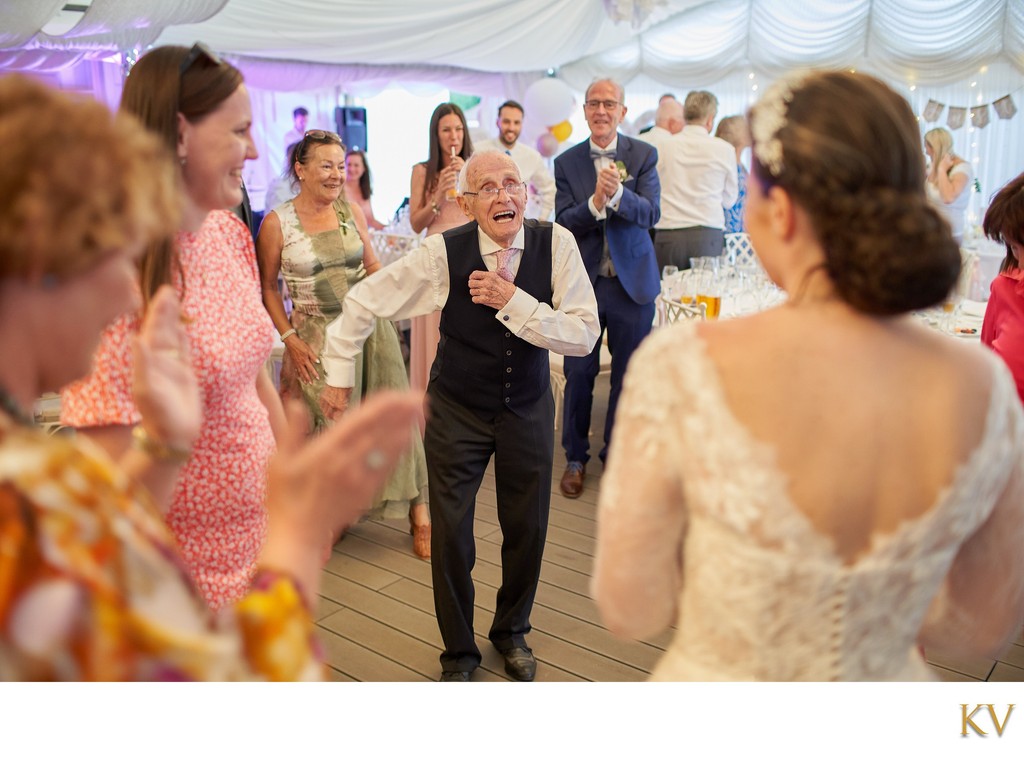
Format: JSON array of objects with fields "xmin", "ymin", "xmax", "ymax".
[
  {"xmin": 593, "ymin": 71, "xmax": 1024, "ymax": 681},
  {"xmin": 924, "ymin": 127, "xmax": 973, "ymax": 243}
]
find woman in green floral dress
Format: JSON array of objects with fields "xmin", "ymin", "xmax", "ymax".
[{"xmin": 258, "ymin": 130, "xmax": 431, "ymax": 559}]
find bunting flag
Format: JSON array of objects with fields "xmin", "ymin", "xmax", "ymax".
[
  {"xmin": 993, "ymin": 95, "xmax": 1017, "ymax": 119},
  {"xmin": 921, "ymin": 92, "xmax": 1019, "ymax": 129},
  {"xmin": 922, "ymin": 99, "xmax": 944, "ymax": 122}
]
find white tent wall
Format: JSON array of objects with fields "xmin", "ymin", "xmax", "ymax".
[{"xmin": 2, "ymin": 0, "xmax": 1023, "ymax": 228}]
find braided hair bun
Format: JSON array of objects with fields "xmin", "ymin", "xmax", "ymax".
[{"xmin": 750, "ymin": 72, "xmax": 960, "ymax": 315}]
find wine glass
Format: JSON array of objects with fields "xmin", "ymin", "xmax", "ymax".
[
  {"xmin": 661, "ymin": 265, "xmax": 679, "ymax": 299},
  {"xmin": 941, "ymin": 292, "xmax": 964, "ymax": 334}
]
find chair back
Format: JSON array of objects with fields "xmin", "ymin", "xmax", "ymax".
[{"xmin": 658, "ymin": 294, "xmax": 706, "ymax": 323}]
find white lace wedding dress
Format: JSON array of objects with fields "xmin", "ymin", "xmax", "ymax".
[{"xmin": 594, "ymin": 321, "xmax": 1024, "ymax": 681}]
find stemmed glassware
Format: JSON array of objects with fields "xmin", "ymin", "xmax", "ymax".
[
  {"xmin": 661, "ymin": 264, "xmax": 681, "ymax": 301},
  {"xmin": 690, "ymin": 257, "xmax": 723, "ymax": 319},
  {"xmin": 941, "ymin": 291, "xmax": 964, "ymax": 334}
]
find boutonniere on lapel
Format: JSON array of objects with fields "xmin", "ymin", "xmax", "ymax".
[{"xmin": 615, "ymin": 160, "xmax": 632, "ymax": 183}]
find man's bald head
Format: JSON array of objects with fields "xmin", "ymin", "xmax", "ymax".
[{"xmin": 654, "ymin": 98, "xmax": 684, "ymax": 134}]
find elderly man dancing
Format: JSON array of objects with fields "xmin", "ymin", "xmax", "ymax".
[{"xmin": 320, "ymin": 151, "xmax": 598, "ymax": 681}]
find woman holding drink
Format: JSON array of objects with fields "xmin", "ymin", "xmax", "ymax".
[{"xmin": 407, "ymin": 103, "xmax": 473, "ymax": 391}]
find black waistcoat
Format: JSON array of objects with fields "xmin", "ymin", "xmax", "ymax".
[{"xmin": 429, "ymin": 220, "xmax": 554, "ymax": 416}]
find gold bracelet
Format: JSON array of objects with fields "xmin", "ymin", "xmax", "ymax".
[{"xmin": 131, "ymin": 425, "xmax": 192, "ymax": 463}]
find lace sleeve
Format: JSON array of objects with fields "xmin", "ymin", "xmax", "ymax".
[
  {"xmin": 592, "ymin": 327, "xmax": 689, "ymax": 639},
  {"xmin": 919, "ymin": 366, "xmax": 1024, "ymax": 659}
]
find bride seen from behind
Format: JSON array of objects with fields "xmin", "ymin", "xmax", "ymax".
[{"xmin": 593, "ymin": 71, "xmax": 1024, "ymax": 681}]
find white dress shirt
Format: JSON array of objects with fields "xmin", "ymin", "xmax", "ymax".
[
  {"xmin": 322, "ymin": 223, "xmax": 599, "ymax": 387},
  {"xmin": 475, "ymin": 138, "xmax": 556, "ymax": 221},
  {"xmin": 654, "ymin": 124, "xmax": 738, "ymax": 230},
  {"xmin": 638, "ymin": 125, "xmax": 673, "ymax": 151},
  {"xmin": 283, "ymin": 127, "xmax": 304, "ymax": 151}
]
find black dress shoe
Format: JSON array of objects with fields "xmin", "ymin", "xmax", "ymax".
[
  {"xmin": 439, "ymin": 671, "xmax": 472, "ymax": 682},
  {"xmin": 501, "ymin": 646, "xmax": 536, "ymax": 681}
]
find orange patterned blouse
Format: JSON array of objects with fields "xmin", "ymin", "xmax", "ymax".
[{"xmin": 0, "ymin": 421, "xmax": 323, "ymax": 681}]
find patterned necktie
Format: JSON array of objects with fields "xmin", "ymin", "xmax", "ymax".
[{"xmin": 496, "ymin": 248, "xmax": 515, "ymax": 283}]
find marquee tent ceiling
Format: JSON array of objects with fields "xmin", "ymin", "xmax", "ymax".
[{"xmin": 2, "ymin": 0, "xmax": 1023, "ymax": 89}]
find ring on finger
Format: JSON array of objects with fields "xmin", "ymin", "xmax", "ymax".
[{"xmin": 365, "ymin": 448, "xmax": 386, "ymax": 471}]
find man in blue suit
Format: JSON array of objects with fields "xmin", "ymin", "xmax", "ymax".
[{"xmin": 554, "ymin": 78, "xmax": 661, "ymax": 497}]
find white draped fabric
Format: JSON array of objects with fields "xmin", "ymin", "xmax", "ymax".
[
  {"xmin": 1, "ymin": 1, "xmax": 1021, "ymax": 88},
  {"xmin": 234, "ymin": 55, "xmax": 537, "ymax": 99},
  {"xmin": 2, "ymin": 0, "xmax": 1022, "ymax": 229},
  {"xmin": 560, "ymin": 0, "xmax": 1024, "ymax": 89},
  {"xmin": 1, "ymin": 0, "xmax": 226, "ymax": 53}
]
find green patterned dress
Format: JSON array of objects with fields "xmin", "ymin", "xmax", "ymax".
[{"xmin": 276, "ymin": 198, "xmax": 427, "ymax": 517}]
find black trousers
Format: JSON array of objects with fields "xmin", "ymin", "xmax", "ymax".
[
  {"xmin": 425, "ymin": 385, "xmax": 554, "ymax": 674},
  {"xmin": 654, "ymin": 226, "xmax": 725, "ymax": 270}
]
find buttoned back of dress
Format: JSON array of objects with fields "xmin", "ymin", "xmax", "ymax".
[{"xmin": 601, "ymin": 321, "xmax": 1023, "ymax": 681}]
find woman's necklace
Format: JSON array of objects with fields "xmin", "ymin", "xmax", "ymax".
[{"xmin": 0, "ymin": 383, "xmax": 34, "ymax": 427}]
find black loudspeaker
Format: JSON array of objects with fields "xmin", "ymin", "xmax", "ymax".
[{"xmin": 334, "ymin": 106, "xmax": 367, "ymax": 152}]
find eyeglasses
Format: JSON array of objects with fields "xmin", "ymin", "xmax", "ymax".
[
  {"xmin": 584, "ymin": 99, "xmax": 620, "ymax": 111},
  {"xmin": 463, "ymin": 182, "xmax": 527, "ymax": 199},
  {"xmin": 179, "ymin": 42, "xmax": 222, "ymax": 77}
]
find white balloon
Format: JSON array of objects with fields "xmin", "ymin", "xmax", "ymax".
[{"xmin": 524, "ymin": 78, "xmax": 575, "ymax": 127}]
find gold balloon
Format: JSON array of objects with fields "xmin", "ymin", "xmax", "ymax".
[{"xmin": 550, "ymin": 120, "xmax": 572, "ymax": 142}]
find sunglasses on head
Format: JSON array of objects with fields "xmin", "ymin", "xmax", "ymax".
[
  {"xmin": 179, "ymin": 42, "xmax": 222, "ymax": 77},
  {"xmin": 305, "ymin": 129, "xmax": 342, "ymax": 142}
]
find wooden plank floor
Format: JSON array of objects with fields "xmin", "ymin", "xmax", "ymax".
[{"xmin": 314, "ymin": 374, "xmax": 1024, "ymax": 682}]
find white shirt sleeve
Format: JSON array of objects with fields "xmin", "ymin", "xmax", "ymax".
[
  {"xmin": 322, "ymin": 234, "xmax": 449, "ymax": 387},
  {"xmin": 499, "ymin": 224, "xmax": 599, "ymax": 357},
  {"xmin": 721, "ymin": 143, "xmax": 739, "ymax": 209}
]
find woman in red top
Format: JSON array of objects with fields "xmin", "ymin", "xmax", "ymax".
[{"xmin": 981, "ymin": 172, "xmax": 1024, "ymax": 403}]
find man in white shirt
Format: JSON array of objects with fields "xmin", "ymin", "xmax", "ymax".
[
  {"xmin": 319, "ymin": 151, "xmax": 598, "ymax": 683},
  {"xmin": 282, "ymin": 106, "xmax": 308, "ymax": 162},
  {"xmin": 475, "ymin": 100, "xmax": 557, "ymax": 221},
  {"xmin": 638, "ymin": 92, "xmax": 680, "ymax": 135},
  {"xmin": 653, "ymin": 90, "xmax": 738, "ymax": 269},
  {"xmin": 639, "ymin": 97, "xmax": 684, "ymax": 242}
]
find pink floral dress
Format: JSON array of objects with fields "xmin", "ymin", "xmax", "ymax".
[{"xmin": 61, "ymin": 211, "xmax": 276, "ymax": 610}]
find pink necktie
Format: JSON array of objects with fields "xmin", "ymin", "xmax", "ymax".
[{"xmin": 496, "ymin": 248, "xmax": 515, "ymax": 283}]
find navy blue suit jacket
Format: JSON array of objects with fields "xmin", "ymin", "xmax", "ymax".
[{"xmin": 554, "ymin": 134, "xmax": 661, "ymax": 305}]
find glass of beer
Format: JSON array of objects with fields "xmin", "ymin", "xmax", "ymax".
[
  {"xmin": 693, "ymin": 258, "xmax": 723, "ymax": 319},
  {"xmin": 941, "ymin": 292, "xmax": 963, "ymax": 334}
]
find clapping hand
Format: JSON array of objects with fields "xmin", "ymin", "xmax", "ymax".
[
  {"xmin": 132, "ymin": 285, "xmax": 200, "ymax": 452},
  {"xmin": 597, "ymin": 165, "xmax": 621, "ymax": 201},
  {"xmin": 259, "ymin": 392, "xmax": 425, "ymax": 605}
]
